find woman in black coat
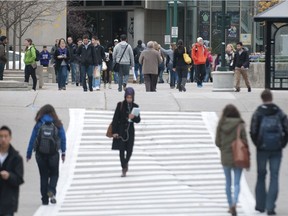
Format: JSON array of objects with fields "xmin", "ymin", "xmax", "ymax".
[{"xmin": 112, "ymin": 87, "xmax": 141, "ymax": 177}]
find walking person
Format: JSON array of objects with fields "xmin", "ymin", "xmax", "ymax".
[
  {"xmin": 113, "ymin": 39, "xmax": 119, "ymax": 84},
  {"xmin": 192, "ymin": 37, "xmax": 208, "ymax": 88},
  {"xmin": 173, "ymin": 40, "xmax": 189, "ymax": 92},
  {"xmin": 24, "ymin": 38, "xmax": 37, "ymax": 91},
  {"xmin": 54, "ymin": 38, "xmax": 70, "ymax": 90},
  {"xmin": 67, "ymin": 37, "xmax": 77, "ymax": 85},
  {"xmin": 0, "ymin": 36, "xmax": 8, "ymax": 80},
  {"xmin": 50, "ymin": 39, "xmax": 59, "ymax": 82},
  {"xmin": 139, "ymin": 41, "xmax": 162, "ymax": 92},
  {"xmin": 103, "ymin": 43, "xmax": 113, "ymax": 89},
  {"xmin": 0, "ymin": 126, "xmax": 24, "ymax": 216},
  {"xmin": 113, "ymin": 34, "xmax": 134, "ymax": 92},
  {"xmin": 232, "ymin": 42, "xmax": 251, "ymax": 92},
  {"xmin": 39, "ymin": 46, "xmax": 51, "ymax": 67},
  {"xmin": 112, "ymin": 87, "xmax": 141, "ymax": 177},
  {"xmin": 77, "ymin": 35, "xmax": 96, "ymax": 92},
  {"xmin": 92, "ymin": 36, "xmax": 105, "ymax": 91},
  {"xmin": 204, "ymin": 48, "xmax": 213, "ymax": 82},
  {"xmin": 250, "ymin": 89, "xmax": 288, "ymax": 215},
  {"xmin": 215, "ymin": 104, "xmax": 249, "ymax": 216},
  {"xmin": 75, "ymin": 38, "xmax": 83, "ymax": 86},
  {"xmin": 226, "ymin": 44, "xmax": 235, "ymax": 71},
  {"xmin": 26, "ymin": 104, "xmax": 66, "ymax": 205},
  {"xmin": 154, "ymin": 42, "xmax": 165, "ymax": 84},
  {"xmin": 160, "ymin": 43, "xmax": 178, "ymax": 89},
  {"xmin": 133, "ymin": 40, "xmax": 144, "ymax": 84}
]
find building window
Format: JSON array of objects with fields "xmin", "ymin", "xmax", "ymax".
[
  {"xmin": 68, "ymin": 0, "xmax": 84, "ymax": 6},
  {"xmin": 104, "ymin": 1, "xmax": 122, "ymax": 6},
  {"xmin": 86, "ymin": 0, "xmax": 102, "ymax": 6},
  {"xmin": 124, "ymin": 1, "xmax": 141, "ymax": 6}
]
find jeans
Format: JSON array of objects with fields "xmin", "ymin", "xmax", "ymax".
[
  {"xmin": 168, "ymin": 64, "xmax": 178, "ymax": 87},
  {"xmin": 36, "ymin": 153, "xmax": 59, "ymax": 204},
  {"xmin": 114, "ymin": 72, "xmax": 119, "ymax": 84},
  {"xmin": 70, "ymin": 62, "xmax": 77, "ymax": 83},
  {"xmin": 223, "ymin": 166, "xmax": 243, "ymax": 207},
  {"xmin": 194, "ymin": 64, "xmax": 206, "ymax": 86},
  {"xmin": 134, "ymin": 63, "xmax": 143, "ymax": 83},
  {"xmin": 93, "ymin": 65, "xmax": 102, "ymax": 88},
  {"xmin": 118, "ymin": 64, "xmax": 130, "ymax": 91},
  {"xmin": 75, "ymin": 63, "xmax": 81, "ymax": 84},
  {"xmin": 0, "ymin": 63, "xmax": 5, "ymax": 80},
  {"xmin": 57, "ymin": 66, "xmax": 68, "ymax": 89},
  {"xmin": 204, "ymin": 66, "xmax": 211, "ymax": 82},
  {"xmin": 24, "ymin": 65, "xmax": 37, "ymax": 90},
  {"xmin": 81, "ymin": 65, "xmax": 93, "ymax": 91},
  {"xmin": 256, "ymin": 151, "xmax": 282, "ymax": 212}
]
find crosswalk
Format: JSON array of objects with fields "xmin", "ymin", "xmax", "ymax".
[{"xmin": 34, "ymin": 109, "xmax": 255, "ymax": 216}]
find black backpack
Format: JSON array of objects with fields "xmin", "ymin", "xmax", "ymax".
[
  {"xmin": 35, "ymin": 48, "xmax": 41, "ymax": 61},
  {"xmin": 134, "ymin": 47, "xmax": 143, "ymax": 63},
  {"xmin": 258, "ymin": 113, "xmax": 284, "ymax": 151},
  {"xmin": 34, "ymin": 122, "xmax": 60, "ymax": 155}
]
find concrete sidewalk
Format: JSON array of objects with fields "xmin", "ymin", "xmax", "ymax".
[{"xmin": 0, "ymin": 82, "xmax": 287, "ymax": 216}]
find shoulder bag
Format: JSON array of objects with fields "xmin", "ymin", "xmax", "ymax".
[
  {"xmin": 106, "ymin": 102, "xmax": 123, "ymax": 138},
  {"xmin": 113, "ymin": 45, "xmax": 128, "ymax": 72},
  {"xmin": 183, "ymin": 47, "xmax": 192, "ymax": 64},
  {"xmin": 232, "ymin": 124, "xmax": 250, "ymax": 168}
]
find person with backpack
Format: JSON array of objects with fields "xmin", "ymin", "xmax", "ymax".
[
  {"xmin": 204, "ymin": 47, "xmax": 213, "ymax": 82},
  {"xmin": 26, "ymin": 104, "xmax": 66, "ymax": 205},
  {"xmin": 112, "ymin": 87, "xmax": 140, "ymax": 177},
  {"xmin": 0, "ymin": 126, "xmax": 24, "ymax": 216},
  {"xmin": 250, "ymin": 89, "xmax": 288, "ymax": 215},
  {"xmin": 215, "ymin": 104, "xmax": 249, "ymax": 216},
  {"xmin": 39, "ymin": 46, "xmax": 51, "ymax": 67},
  {"xmin": 133, "ymin": 40, "xmax": 144, "ymax": 84},
  {"xmin": 24, "ymin": 38, "xmax": 37, "ymax": 91},
  {"xmin": 0, "ymin": 36, "xmax": 8, "ymax": 80},
  {"xmin": 54, "ymin": 38, "xmax": 70, "ymax": 91}
]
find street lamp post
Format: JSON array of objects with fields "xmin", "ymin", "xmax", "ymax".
[
  {"xmin": 173, "ymin": 0, "xmax": 178, "ymax": 43},
  {"xmin": 218, "ymin": 0, "xmax": 228, "ymax": 71}
]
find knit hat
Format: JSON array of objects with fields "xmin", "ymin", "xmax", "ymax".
[
  {"xmin": 124, "ymin": 87, "xmax": 135, "ymax": 101},
  {"xmin": 197, "ymin": 37, "xmax": 203, "ymax": 43}
]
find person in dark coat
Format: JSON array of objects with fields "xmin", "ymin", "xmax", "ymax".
[
  {"xmin": 112, "ymin": 87, "xmax": 141, "ymax": 177},
  {"xmin": 0, "ymin": 126, "xmax": 24, "ymax": 216}
]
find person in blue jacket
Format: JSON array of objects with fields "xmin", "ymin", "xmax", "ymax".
[
  {"xmin": 26, "ymin": 104, "xmax": 66, "ymax": 205},
  {"xmin": 39, "ymin": 46, "xmax": 51, "ymax": 67}
]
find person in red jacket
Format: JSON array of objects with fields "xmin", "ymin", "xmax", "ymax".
[{"xmin": 192, "ymin": 37, "xmax": 208, "ymax": 88}]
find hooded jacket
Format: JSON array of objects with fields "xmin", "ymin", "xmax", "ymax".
[
  {"xmin": 113, "ymin": 41, "xmax": 134, "ymax": 67},
  {"xmin": 26, "ymin": 114, "xmax": 66, "ymax": 159},
  {"xmin": 76, "ymin": 42, "xmax": 95, "ymax": 66},
  {"xmin": 215, "ymin": 117, "xmax": 247, "ymax": 167},
  {"xmin": 0, "ymin": 41, "xmax": 7, "ymax": 64},
  {"xmin": 93, "ymin": 44, "xmax": 105, "ymax": 66},
  {"xmin": 250, "ymin": 103, "xmax": 288, "ymax": 150},
  {"xmin": 24, "ymin": 45, "xmax": 36, "ymax": 65},
  {"xmin": 192, "ymin": 43, "xmax": 208, "ymax": 65},
  {"xmin": 0, "ymin": 145, "xmax": 24, "ymax": 215}
]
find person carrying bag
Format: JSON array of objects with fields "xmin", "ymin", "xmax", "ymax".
[{"xmin": 215, "ymin": 104, "xmax": 250, "ymax": 216}]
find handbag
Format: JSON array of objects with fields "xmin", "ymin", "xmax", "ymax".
[
  {"xmin": 113, "ymin": 44, "xmax": 128, "ymax": 72},
  {"xmin": 183, "ymin": 47, "xmax": 192, "ymax": 64},
  {"xmin": 102, "ymin": 61, "xmax": 108, "ymax": 71},
  {"xmin": 232, "ymin": 124, "xmax": 250, "ymax": 168},
  {"xmin": 93, "ymin": 66, "xmax": 101, "ymax": 78}
]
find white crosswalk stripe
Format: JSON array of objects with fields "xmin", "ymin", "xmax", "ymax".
[{"xmin": 34, "ymin": 109, "xmax": 255, "ymax": 216}]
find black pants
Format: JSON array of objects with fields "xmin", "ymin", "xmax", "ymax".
[
  {"xmin": 24, "ymin": 65, "xmax": 37, "ymax": 90},
  {"xmin": 144, "ymin": 74, "xmax": 158, "ymax": 92},
  {"xmin": 176, "ymin": 65, "xmax": 188, "ymax": 89},
  {"xmin": 0, "ymin": 63, "xmax": 5, "ymax": 80},
  {"xmin": 102, "ymin": 70, "xmax": 112, "ymax": 84},
  {"xmin": 119, "ymin": 149, "xmax": 133, "ymax": 169},
  {"xmin": 36, "ymin": 153, "xmax": 59, "ymax": 203},
  {"xmin": 194, "ymin": 64, "xmax": 206, "ymax": 85}
]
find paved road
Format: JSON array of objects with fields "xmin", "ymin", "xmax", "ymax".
[{"xmin": 0, "ymin": 82, "xmax": 287, "ymax": 216}]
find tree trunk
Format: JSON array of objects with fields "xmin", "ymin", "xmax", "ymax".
[
  {"xmin": 5, "ymin": 26, "xmax": 9, "ymax": 70},
  {"xmin": 19, "ymin": 19, "xmax": 22, "ymax": 71},
  {"xmin": 13, "ymin": 22, "xmax": 17, "ymax": 70}
]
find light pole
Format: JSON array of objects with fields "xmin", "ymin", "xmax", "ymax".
[
  {"xmin": 218, "ymin": 0, "xmax": 228, "ymax": 71},
  {"xmin": 173, "ymin": 0, "xmax": 178, "ymax": 43}
]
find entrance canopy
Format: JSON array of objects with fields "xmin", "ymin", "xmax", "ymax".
[{"xmin": 254, "ymin": 0, "xmax": 288, "ymax": 90}]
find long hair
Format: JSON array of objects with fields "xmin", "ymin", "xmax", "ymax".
[
  {"xmin": 35, "ymin": 104, "xmax": 63, "ymax": 128},
  {"xmin": 217, "ymin": 104, "xmax": 241, "ymax": 133},
  {"xmin": 177, "ymin": 39, "xmax": 184, "ymax": 52},
  {"xmin": 58, "ymin": 38, "xmax": 67, "ymax": 48},
  {"xmin": 25, "ymin": 38, "xmax": 33, "ymax": 51}
]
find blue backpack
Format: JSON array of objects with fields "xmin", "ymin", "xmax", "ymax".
[{"xmin": 258, "ymin": 114, "xmax": 283, "ymax": 151}]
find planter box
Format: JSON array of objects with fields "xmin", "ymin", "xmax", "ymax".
[{"xmin": 212, "ymin": 71, "xmax": 234, "ymax": 92}]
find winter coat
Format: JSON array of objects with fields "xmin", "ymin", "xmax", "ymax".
[
  {"xmin": 139, "ymin": 48, "xmax": 162, "ymax": 75},
  {"xmin": 26, "ymin": 114, "xmax": 66, "ymax": 159},
  {"xmin": 232, "ymin": 48, "xmax": 250, "ymax": 69},
  {"xmin": 250, "ymin": 103, "xmax": 288, "ymax": 150},
  {"xmin": 133, "ymin": 45, "xmax": 144, "ymax": 64},
  {"xmin": 0, "ymin": 42, "xmax": 7, "ymax": 64},
  {"xmin": 173, "ymin": 46, "xmax": 190, "ymax": 68},
  {"xmin": 215, "ymin": 117, "xmax": 247, "ymax": 167},
  {"xmin": 160, "ymin": 47, "xmax": 174, "ymax": 66},
  {"xmin": 113, "ymin": 41, "xmax": 134, "ymax": 67},
  {"xmin": 112, "ymin": 101, "xmax": 141, "ymax": 151},
  {"xmin": 93, "ymin": 45, "xmax": 105, "ymax": 66},
  {"xmin": 0, "ymin": 145, "xmax": 24, "ymax": 215},
  {"xmin": 76, "ymin": 43, "xmax": 96, "ymax": 66},
  {"xmin": 192, "ymin": 43, "xmax": 208, "ymax": 65},
  {"xmin": 67, "ymin": 43, "xmax": 77, "ymax": 63},
  {"xmin": 24, "ymin": 45, "xmax": 36, "ymax": 65},
  {"xmin": 54, "ymin": 48, "xmax": 70, "ymax": 72}
]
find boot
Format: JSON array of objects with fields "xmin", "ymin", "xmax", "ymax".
[
  {"xmin": 231, "ymin": 205, "xmax": 237, "ymax": 216},
  {"xmin": 181, "ymin": 78, "xmax": 187, "ymax": 92}
]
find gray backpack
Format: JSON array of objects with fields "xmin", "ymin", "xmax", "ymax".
[{"xmin": 35, "ymin": 122, "xmax": 60, "ymax": 155}]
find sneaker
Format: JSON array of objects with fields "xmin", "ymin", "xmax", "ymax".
[
  {"xmin": 248, "ymin": 87, "xmax": 251, "ymax": 92},
  {"xmin": 108, "ymin": 84, "xmax": 112, "ymax": 89},
  {"xmin": 47, "ymin": 191, "xmax": 57, "ymax": 204},
  {"xmin": 62, "ymin": 87, "xmax": 66, "ymax": 90},
  {"xmin": 267, "ymin": 210, "xmax": 276, "ymax": 215},
  {"xmin": 96, "ymin": 86, "xmax": 100, "ymax": 91},
  {"xmin": 255, "ymin": 207, "xmax": 265, "ymax": 213},
  {"xmin": 123, "ymin": 83, "xmax": 127, "ymax": 90}
]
